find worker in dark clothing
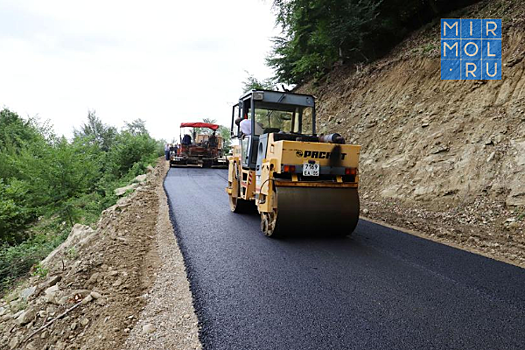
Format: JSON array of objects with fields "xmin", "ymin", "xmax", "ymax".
[
  {"xmin": 182, "ymin": 134, "xmax": 192, "ymax": 145},
  {"xmin": 209, "ymin": 132, "xmax": 217, "ymax": 148}
]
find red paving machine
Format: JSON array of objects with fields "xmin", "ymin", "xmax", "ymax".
[{"xmin": 170, "ymin": 122, "xmax": 227, "ymax": 168}]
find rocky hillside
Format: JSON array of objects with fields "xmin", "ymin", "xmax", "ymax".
[{"xmin": 298, "ymin": 0, "xmax": 525, "ymax": 266}]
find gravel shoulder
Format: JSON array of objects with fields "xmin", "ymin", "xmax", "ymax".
[
  {"xmin": 123, "ymin": 161, "xmax": 201, "ymax": 350},
  {"xmin": 361, "ymin": 197, "xmax": 525, "ymax": 269}
]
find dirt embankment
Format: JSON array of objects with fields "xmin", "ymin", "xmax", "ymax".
[
  {"xmin": 297, "ymin": 0, "xmax": 525, "ymax": 267},
  {"xmin": 0, "ymin": 160, "xmax": 200, "ymax": 350}
]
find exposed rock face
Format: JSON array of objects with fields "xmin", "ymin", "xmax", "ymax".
[
  {"xmin": 114, "ymin": 183, "xmax": 139, "ymax": 196},
  {"xmin": 297, "ymin": 0, "xmax": 525, "ymax": 265},
  {"xmin": 302, "ymin": 47, "xmax": 525, "ymax": 207},
  {"xmin": 297, "ymin": 2, "xmax": 525, "ymax": 209},
  {"xmin": 133, "ymin": 174, "xmax": 147, "ymax": 183},
  {"xmin": 20, "ymin": 286, "xmax": 36, "ymax": 301},
  {"xmin": 41, "ymin": 224, "xmax": 96, "ymax": 270},
  {"xmin": 44, "ymin": 285, "xmax": 60, "ymax": 304},
  {"xmin": 15, "ymin": 307, "xmax": 36, "ymax": 325}
]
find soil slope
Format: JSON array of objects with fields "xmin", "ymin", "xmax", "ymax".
[{"xmin": 297, "ymin": 0, "xmax": 525, "ymax": 266}]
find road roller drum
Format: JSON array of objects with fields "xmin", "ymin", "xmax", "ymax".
[{"xmin": 261, "ymin": 187, "xmax": 359, "ymax": 237}]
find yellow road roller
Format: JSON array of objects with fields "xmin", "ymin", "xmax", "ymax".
[{"xmin": 226, "ymin": 90, "xmax": 360, "ymax": 237}]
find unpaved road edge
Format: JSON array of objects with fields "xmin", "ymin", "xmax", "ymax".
[{"xmin": 123, "ymin": 161, "xmax": 201, "ymax": 350}]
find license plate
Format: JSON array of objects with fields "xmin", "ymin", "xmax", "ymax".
[{"xmin": 303, "ymin": 162, "xmax": 319, "ymax": 176}]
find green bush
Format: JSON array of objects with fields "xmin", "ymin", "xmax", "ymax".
[
  {"xmin": 0, "ymin": 109, "xmax": 42, "ymax": 153},
  {"xmin": 105, "ymin": 131, "xmax": 158, "ymax": 178},
  {"xmin": 0, "ymin": 109, "xmax": 161, "ymax": 293},
  {"xmin": 0, "ymin": 232, "xmax": 66, "ymax": 291},
  {"xmin": 0, "ymin": 179, "xmax": 34, "ymax": 243}
]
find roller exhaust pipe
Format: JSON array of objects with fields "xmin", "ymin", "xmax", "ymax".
[{"xmin": 319, "ymin": 133, "xmax": 345, "ymax": 144}]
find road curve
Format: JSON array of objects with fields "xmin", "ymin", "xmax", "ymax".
[{"xmin": 164, "ymin": 168, "xmax": 525, "ymax": 350}]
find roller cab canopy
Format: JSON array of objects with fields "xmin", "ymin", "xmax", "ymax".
[{"xmin": 180, "ymin": 122, "xmax": 220, "ymax": 130}]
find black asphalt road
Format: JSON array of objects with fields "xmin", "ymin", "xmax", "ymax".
[{"xmin": 164, "ymin": 168, "xmax": 525, "ymax": 350}]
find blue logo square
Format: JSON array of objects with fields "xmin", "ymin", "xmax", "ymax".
[
  {"xmin": 461, "ymin": 40, "xmax": 482, "ymax": 59},
  {"xmin": 482, "ymin": 19, "xmax": 502, "ymax": 39},
  {"xmin": 441, "ymin": 18, "xmax": 501, "ymax": 80},
  {"xmin": 441, "ymin": 19, "xmax": 460, "ymax": 38},
  {"xmin": 441, "ymin": 60, "xmax": 460, "ymax": 80},
  {"xmin": 482, "ymin": 40, "xmax": 501, "ymax": 59},
  {"xmin": 482, "ymin": 60, "xmax": 502, "ymax": 80},
  {"xmin": 442, "ymin": 40, "xmax": 460, "ymax": 59},
  {"xmin": 462, "ymin": 60, "xmax": 482, "ymax": 80},
  {"xmin": 461, "ymin": 19, "xmax": 482, "ymax": 39}
]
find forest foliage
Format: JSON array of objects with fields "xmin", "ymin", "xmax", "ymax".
[
  {"xmin": 0, "ymin": 109, "xmax": 162, "ymax": 291},
  {"xmin": 242, "ymin": 73, "xmax": 276, "ymax": 93},
  {"xmin": 267, "ymin": 0, "xmax": 481, "ymax": 84}
]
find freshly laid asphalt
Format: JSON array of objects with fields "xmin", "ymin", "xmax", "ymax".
[{"xmin": 164, "ymin": 168, "xmax": 525, "ymax": 350}]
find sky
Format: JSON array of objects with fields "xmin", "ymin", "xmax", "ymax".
[{"xmin": 0, "ymin": 0, "xmax": 280, "ymax": 142}]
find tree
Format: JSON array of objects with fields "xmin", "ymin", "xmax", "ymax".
[
  {"xmin": 202, "ymin": 118, "xmax": 217, "ymax": 125},
  {"xmin": 0, "ymin": 179, "xmax": 33, "ymax": 243},
  {"xmin": 0, "ymin": 109, "xmax": 42, "ymax": 153},
  {"xmin": 219, "ymin": 125, "xmax": 231, "ymax": 153},
  {"xmin": 268, "ymin": 0, "xmax": 381, "ymax": 84},
  {"xmin": 268, "ymin": 0, "xmax": 480, "ymax": 84},
  {"xmin": 242, "ymin": 73, "xmax": 276, "ymax": 93},
  {"xmin": 74, "ymin": 110, "xmax": 117, "ymax": 152},
  {"xmin": 105, "ymin": 131, "xmax": 158, "ymax": 178},
  {"xmin": 124, "ymin": 119, "xmax": 148, "ymax": 136},
  {"xmin": 192, "ymin": 118, "xmax": 217, "ymax": 136},
  {"xmin": 0, "ymin": 108, "xmax": 164, "ymax": 290}
]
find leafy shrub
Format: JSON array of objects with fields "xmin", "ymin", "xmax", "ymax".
[
  {"xmin": 0, "ymin": 232, "xmax": 65, "ymax": 291},
  {"xmin": 0, "ymin": 109, "xmax": 161, "ymax": 293},
  {"xmin": 105, "ymin": 131, "xmax": 159, "ymax": 178},
  {"xmin": 0, "ymin": 179, "xmax": 34, "ymax": 243}
]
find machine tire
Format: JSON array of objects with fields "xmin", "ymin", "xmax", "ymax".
[
  {"xmin": 260, "ymin": 211, "xmax": 280, "ymax": 237},
  {"xmin": 229, "ymin": 194, "xmax": 250, "ymax": 213}
]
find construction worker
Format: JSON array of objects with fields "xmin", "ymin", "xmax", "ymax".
[
  {"xmin": 164, "ymin": 143, "xmax": 170, "ymax": 161},
  {"xmin": 236, "ymin": 115, "xmax": 263, "ymax": 136},
  {"xmin": 209, "ymin": 132, "xmax": 217, "ymax": 147},
  {"xmin": 182, "ymin": 134, "xmax": 192, "ymax": 145}
]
